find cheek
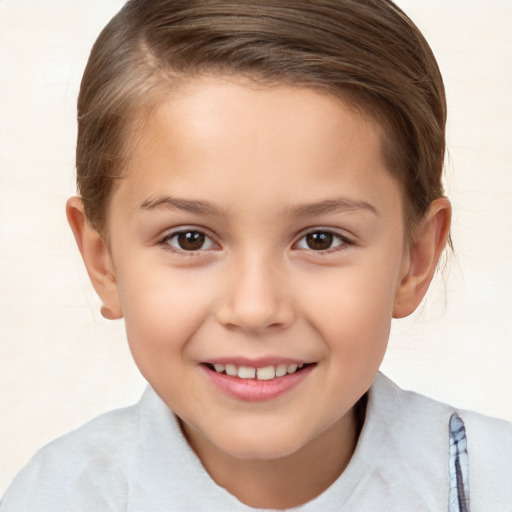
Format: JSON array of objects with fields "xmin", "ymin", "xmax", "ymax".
[
  {"xmin": 302, "ymin": 270, "xmax": 396, "ymax": 400},
  {"xmin": 299, "ymin": 261, "xmax": 400, "ymax": 351},
  {"xmin": 115, "ymin": 266, "xmax": 216, "ymax": 366}
]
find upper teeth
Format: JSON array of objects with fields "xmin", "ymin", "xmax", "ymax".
[{"xmin": 212, "ymin": 363, "xmax": 304, "ymax": 380}]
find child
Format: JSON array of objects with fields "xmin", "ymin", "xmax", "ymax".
[{"xmin": 1, "ymin": 0, "xmax": 510, "ymax": 510}]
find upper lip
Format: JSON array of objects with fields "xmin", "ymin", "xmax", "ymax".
[{"xmin": 203, "ymin": 357, "xmax": 313, "ymax": 368}]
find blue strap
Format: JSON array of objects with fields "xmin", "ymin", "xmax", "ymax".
[{"xmin": 449, "ymin": 413, "xmax": 470, "ymax": 512}]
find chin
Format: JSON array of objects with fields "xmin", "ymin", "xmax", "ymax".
[{"xmin": 212, "ymin": 427, "xmax": 313, "ymax": 461}]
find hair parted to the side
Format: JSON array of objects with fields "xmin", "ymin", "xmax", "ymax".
[{"xmin": 76, "ymin": 0, "xmax": 447, "ymax": 236}]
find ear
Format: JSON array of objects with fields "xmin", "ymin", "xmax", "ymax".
[
  {"xmin": 66, "ymin": 196, "xmax": 123, "ymax": 320},
  {"xmin": 393, "ymin": 197, "xmax": 451, "ymax": 318}
]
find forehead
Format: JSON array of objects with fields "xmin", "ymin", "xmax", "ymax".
[{"xmin": 114, "ymin": 77, "xmax": 402, "ymax": 219}]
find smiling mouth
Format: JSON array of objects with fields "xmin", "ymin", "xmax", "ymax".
[{"xmin": 203, "ymin": 362, "xmax": 314, "ymax": 381}]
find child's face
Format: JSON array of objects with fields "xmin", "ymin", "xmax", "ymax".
[{"xmin": 103, "ymin": 77, "xmax": 412, "ymax": 460}]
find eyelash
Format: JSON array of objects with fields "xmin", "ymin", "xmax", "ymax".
[
  {"xmin": 157, "ymin": 228, "xmax": 353, "ymax": 255},
  {"xmin": 294, "ymin": 229, "xmax": 353, "ymax": 254},
  {"xmin": 158, "ymin": 228, "xmax": 218, "ymax": 255}
]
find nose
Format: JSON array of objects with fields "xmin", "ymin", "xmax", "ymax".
[{"xmin": 215, "ymin": 254, "xmax": 295, "ymax": 334}]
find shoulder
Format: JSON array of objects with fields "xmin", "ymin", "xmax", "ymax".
[
  {"xmin": 458, "ymin": 408, "xmax": 512, "ymax": 511},
  {"xmin": 1, "ymin": 386, "xmax": 231, "ymax": 512},
  {"xmin": 372, "ymin": 372, "xmax": 512, "ymax": 441},
  {"xmin": 0, "ymin": 396, "xmax": 142, "ymax": 512},
  {"xmin": 369, "ymin": 374, "xmax": 512, "ymax": 511}
]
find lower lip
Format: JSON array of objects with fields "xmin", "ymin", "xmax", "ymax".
[{"xmin": 201, "ymin": 364, "xmax": 315, "ymax": 402}]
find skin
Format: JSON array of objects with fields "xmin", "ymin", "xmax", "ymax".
[{"xmin": 67, "ymin": 77, "xmax": 450, "ymax": 509}]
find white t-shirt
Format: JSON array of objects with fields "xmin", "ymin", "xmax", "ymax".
[{"xmin": 1, "ymin": 373, "xmax": 511, "ymax": 511}]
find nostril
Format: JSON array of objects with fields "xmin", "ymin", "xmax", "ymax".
[{"xmin": 215, "ymin": 297, "xmax": 295, "ymax": 333}]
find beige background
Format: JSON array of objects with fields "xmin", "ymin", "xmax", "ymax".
[{"xmin": 1, "ymin": 0, "xmax": 511, "ymax": 495}]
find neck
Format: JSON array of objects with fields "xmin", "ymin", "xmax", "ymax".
[{"xmin": 182, "ymin": 401, "xmax": 364, "ymax": 509}]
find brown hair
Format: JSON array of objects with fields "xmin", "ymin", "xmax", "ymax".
[{"xmin": 76, "ymin": 0, "xmax": 446, "ymax": 235}]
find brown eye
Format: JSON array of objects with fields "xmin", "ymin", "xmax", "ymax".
[
  {"xmin": 306, "ymin": 232, "xmax": 333, "ymax": 250},
  {"xmin": 165, "ymin": 230, "xmax": 215, "ymax": 251},
  {"xmin": 296, "ymin": 231, "xmax": 346, "ymax": 251},
  {"xmin": 177, "ymin": 231, "xmax": 205, "ymax": 250}
]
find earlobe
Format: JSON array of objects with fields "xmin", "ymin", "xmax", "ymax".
[
  {"xmin": 393, "ymin": 197, "xmax": 451, "ymax": 319},
  {"xmin": 66, "ymin": 197, "xmax": 123, "ymax": 320}
]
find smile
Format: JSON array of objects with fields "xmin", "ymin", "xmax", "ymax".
[
  {"xmin": 206, "ymin": 362, "xmax": 307, "ymax": 381},
  {"xmin": 201, "ymin": 361, "xmax": 315, "ymax": 401}
]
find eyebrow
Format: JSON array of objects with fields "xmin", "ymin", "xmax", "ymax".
[
  {"xmin": 283, "ymin": 198, "xmax": 379, "ymax": 218},
  {"xmin": 139, "ymin": 195, "xmax": 378, "ymax": 218},
  {"xmin": 139, "ymin": 196, "xmax": 227, "ymax": 216}
]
